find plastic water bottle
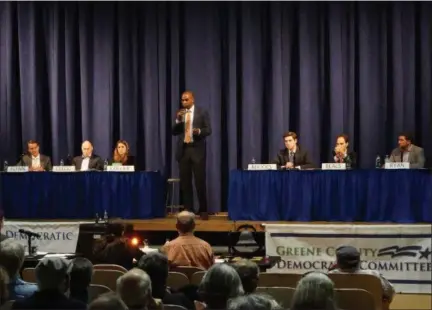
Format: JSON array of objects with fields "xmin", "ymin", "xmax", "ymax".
[
  {"xmin": 251, "ymin": 157, "xmax": 256, "ymax": 164},
  {"xmin": 3, "ymin": 161, "xmax": 8, "ymax": 172},
  {"xmin": 60, "ymin": 159, "xmax": 64, "ymax": 166},
  {"xmin": 346, "ymin": 156, "xmax": 351, "ymax": 169},
  {"xmin": 384, "ymin": 155, "xmax": 390, "ymax": 164},
  {"xmin": 103, "ymin": 210, "xmax": 108, "ymax": 223},
  {"xmin": 375, "ymin": 155, "xmax": 381, "ymax": 168},
  {"xmin": 95, "ymin": 213, "xmax": 99, "ymax": 224},
  {"xmin": 103, "ymin": 159, "xmax": 108, "ymax": 171}
]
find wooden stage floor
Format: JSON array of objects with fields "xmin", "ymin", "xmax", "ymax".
[{"xmin": 115, "ymin": 212, "xmax": 426, "ymax": 232}]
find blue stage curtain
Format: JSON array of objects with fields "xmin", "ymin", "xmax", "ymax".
[
  {"xmin": 228, "ymin": 170, "xmax": 432, "ymax": 223},
  {"xmin": 0, "ymin": 2, "xmax": 431, "ymax": 213},
  {"xmin": 0, "ymin": 172, "xmax": 165, "ymax": 219}
]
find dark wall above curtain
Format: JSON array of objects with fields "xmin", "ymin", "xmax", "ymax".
[{"xmin": 0, "ymin": 1, "xmax": 431, "ymax": 212}]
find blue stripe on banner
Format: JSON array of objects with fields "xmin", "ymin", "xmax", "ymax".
[
  {"xmin": 389, "ymin": 280, "xmax": 432, "ymax": 285},
  {"xmin": 269, "ymin": 233, "xmax": 432, "ymax": 238}
]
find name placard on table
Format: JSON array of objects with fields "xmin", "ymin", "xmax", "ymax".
[
  {"xmin": 247, "ymin": 164, "xmax": 277, "ymax": 171},
  {"xmin": 384, "ymin": 162, "xmax": 410, "ymax": 169},
  {"xmin": 52, "ymin": 166, "xmax": 76, "ymax": 172},
  {"xmin": 321, "ymin": 163, "xmax": 346, "ymax": 170},
  {"xmin": 6, "ymin": 166, "xmax": 29, "ymax": 173},
  {"xmin": 107, "ymin": 165, "xmax": 135, "ymax": 172}
]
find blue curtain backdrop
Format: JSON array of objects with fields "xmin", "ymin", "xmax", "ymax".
[{"xmin": 0, "ymin": 1, "xmax": 431, "ymax": 213}]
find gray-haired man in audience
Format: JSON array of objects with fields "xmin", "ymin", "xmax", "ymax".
[
  {"xmin": 88, "ymin": 292, "xmax": 128, "ymax": 310},
  {"xmin": 328, "ymin": 245, "xmax": 395, "ymax": 310},
  {"xmin": 232, "ymin": 259, "xmax": 260, "ymax": 294},
  {"xmin": 0, "ymin": 239, "xmax": 37, "ymax": 301},
  {"xmin": 12, "ymin": 257, "xmax": 86, "ymax": 309},
  {"xmin": 227, "ymin": 294, "xmax": 282, "ymax": 310}
]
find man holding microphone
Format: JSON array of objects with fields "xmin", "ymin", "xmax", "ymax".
[{"xmin": 172, "ymin": 91, "xmax": 212, "ymax": 220}]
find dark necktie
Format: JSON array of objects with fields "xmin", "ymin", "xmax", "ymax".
[{"xmin": 289, "ymin": 152, "xmax": 294, "ymax": 163}]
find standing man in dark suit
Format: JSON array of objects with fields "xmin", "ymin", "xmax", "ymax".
[
  {"xmin": 72, "ymin": 140, "xmax": 104, "ymax": 171},
  {"xmin": 273, "ymin": 131, "xmax": 314, "ymax": 169},
  {"xmin": 172, "ymin": 91, "xmax": 212, "ymax": 220},
  {"xmin": 389, "ymin": 133, "xmax": 425, "ymax": 169},
  {"xmin": 17, "ymin": 140, "xmax": 52, "ymax": 171}
]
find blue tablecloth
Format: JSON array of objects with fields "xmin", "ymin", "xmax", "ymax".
[
  {"xmin": 228, "ymin": 170, "xmax": 432, "ymax": 223},
  {"xmin": 0, "ymin": 172, "xmax": 165, "ymax": 219}
]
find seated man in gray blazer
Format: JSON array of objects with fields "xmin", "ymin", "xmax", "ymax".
[
  {"xmin": 389, "ymin": 132, "xmax": 425, "ymax": 168},
  {"xmin": 17, "ymin": 140, "xmax": 52, "ymax": 171}
]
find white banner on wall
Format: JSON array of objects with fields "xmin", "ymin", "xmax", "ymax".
[
  {"xmin": 265, "ymin": 224, "xmax": 432, "ymax": 294},
  {"xmin": 2, "ymin": 221, "xmax": 81, "ymax": 253}
]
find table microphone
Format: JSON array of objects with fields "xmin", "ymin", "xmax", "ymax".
[{"xmin": 18, "ymin": 229, "xmax": 41, "ymax": 239}]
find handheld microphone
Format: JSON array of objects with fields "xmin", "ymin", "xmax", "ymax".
[{"xmin": 18, "ymin": 229, "xmax": 41, "ymax": 239}]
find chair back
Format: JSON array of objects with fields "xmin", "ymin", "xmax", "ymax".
[
  {"xmin": 91, "ymin": 270, "xmax": 125, "ymax": 291},
  {"xmin": 167, "ymin": 272, "xmax": 190, "ymax": 291},
  {"xmin": 190, "ymin": 271, "xmax": 206, "ymax": 286},
  {"xmin": 171, "ymin": 266, "xmax": 205, "ymax": 280},
  {"xmin": 88, "ymin": 284, "xmax": 112, "ymax": 303},
  {"xmin": 328, "ymin": 273, "xmax": 383, "ymax": 310},
  {"xmin": 335, "ymin": 288, "xmax": 375, "ymax": 310},
  {"xmin": 0, "ymin": 300, "xmax": 15, "ymax": 310},
  {"xmin": 164, "ymin": 305, "xmax": 188, "ymax": 310},
  {"xmin": 258, "ymin": 272, "xmax": 301, "ymax": 288},
  {"xmin": 21, "ymin": 268, "xmax": 37, "ymax": 283},
  {"xmin": 256, "ymin": 287, "xmax": 295, "ymax": 308},
  {"xmin": 93, "ymin": 264, "xmax": 128, "ymax": 273}
]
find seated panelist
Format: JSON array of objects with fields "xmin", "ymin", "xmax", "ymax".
[
  {"xmin": 72, "ymin": 140, "xmax": 104, "ymax": 171},
  {"xmin": 389, "ymin": 132, "xmax": 425, "ymax": 168},
  {"xmin": 332, "ymin": 134, "xmax": 357, "ymax": 168},
  {"xmin": 272, "ymin": 131, "xmax": 314, "ymax": 169},
  {"xmin": 17, "ymin": 140, "xmax": 52, "ymax": 171},
  {"xmin": 110, "ymin": 140, "xmax": 135, "ymax": 167}
]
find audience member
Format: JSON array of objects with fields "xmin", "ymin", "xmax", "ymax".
[
  {"xmin": 93, "ymin": 223, "xmax": 144, "ymax": 270},
  {"xmin": 198, "ymin": 263, "xmax": 244, "ymax": 310},
  {"xmin": 12, "ymin": 257, "xmax": 87, "ymax": 309},
  {"xmin": 290, "ymin": 271, "xmax": 338, "ymax": 310},
  {"xmin": 227, "ymin": 294, "xmax": 282, "ymax": 310},
  {"xmin": 0, "ymin": 210, "xmax": 8, "ymax": 242},
  {"xmin": 161, "ymin": 211, "xmax": 214, "ymax": 269},
  {"xmin": 0, "ymin": 239, "xmax": 37, "ymax": 300},
  {"xmin": 69, "ymin": 257, "xmax": 94, "ymax": 303},
  {"xmin": 137, "ymin": 252, "xmax": 194, "ymax": 309},
  {"xmin": 116, "ymin": 268, "xmax": 162, "ymax": 310},
  {"xmin": 232, "ymin": 259, "xmax": 260, "ymax": 294},
  {"xmin": 0, "ymin": 266, "xmax": 9, "ymax": 306},
  {"xmin": 328, "ymin": 245, "xmax": 395, "ymax": 310},
  {"xmin": 88, "ymin": 292, "xmax": 128, "ymax": 310}
]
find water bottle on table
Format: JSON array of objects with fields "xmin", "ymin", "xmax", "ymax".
[
  {"xmin": 103, "ymin": 159, "xmax": 108, "ymax": 171},
  {"xmin": 60, "ymin": 159, "xmax": 64, "ymax": 166},
  {"xmin": 251, "ymin": 157, "xmax": 256, "ymax": 164},
  {"xmin": 375, "ymin": 155, "xmax": 381, "ymax": 168},
  {"xmin": 3, "ymin": 161, "xmax": 8, "ymax": 172},
  {"xmin": 384, "ymin": 155, "xmax": 390, "ymax": 164},
  {"xmin": 103, "ymin": 210, "xmax": 108, "ymax": 223}
]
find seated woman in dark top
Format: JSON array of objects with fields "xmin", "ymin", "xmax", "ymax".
[
  {"xmin": 110, "ymin": 140, "xmax": 135, "ymax": 167},
  {"xmin": 92, "ymin": 223, "xmax": 144, "ymax": 270}
]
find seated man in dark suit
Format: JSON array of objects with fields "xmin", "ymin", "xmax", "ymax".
[
  {"xmin": 332, "ymin": 134, "xmax": 357, "ymax": 168},
  {"xmin": 72, "ymin": 140, "xmax": 104, "ymax": 171},
  {"xmin": 272, "ymin": 131, "xmax": 314, "ymax": 169},
  {"xmin": 12, "ymin": 257, "xmax": 86, "ymax": 309},
  {"xmin": 17, "ymin": 140, "xmax": 52, "ymax": 171},
  {"xmin": 389, "ymin": 132, "xmax": 425, "ymax": 168}
]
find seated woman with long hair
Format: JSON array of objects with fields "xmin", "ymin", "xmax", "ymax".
[
  {"xmin": 111, "ymin": 140, "xmax": 135, "ymax": 167},
  {"xmin": 92, "ymin": 223, "xmax": 144, "ymax": 270}
]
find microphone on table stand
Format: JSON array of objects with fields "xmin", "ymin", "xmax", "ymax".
[{"xmin": 18, "ymin": 229, "xmax": 41, "ymax": 256}]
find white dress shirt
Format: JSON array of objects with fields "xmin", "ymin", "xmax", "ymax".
[
  {"xmin": 31, "ymin": 155, "xmax": 41, "ymax": 168},
  {"xmin": 81, "ymin": 157, "xmax": 90, "ymax": 171}
]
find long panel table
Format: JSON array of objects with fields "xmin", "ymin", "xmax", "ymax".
[
  {"xmin": 227, "ymin": 169, "xmax": 432, "ymax": 223},
  {"xmin": 0, "ymin": 171, "xmax": 165, "ymax": 219}
]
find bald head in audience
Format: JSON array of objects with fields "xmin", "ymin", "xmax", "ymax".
[
  {"xmin": 176, "ymin": 211, "xmax": 196, "ymax": 235},
  {"xmin": 116, "ymin": 268, "xmax": 152, "ymax": 309},
  {"xmin": 89, "ymin": 292, "xmax": 128, "ymax": 310}
]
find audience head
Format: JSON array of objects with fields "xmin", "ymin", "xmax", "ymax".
[
  {"xmin": 27, "ymin": 139, "xmax": 40, "ymax": 157},
  {"xmin": 35, "ymin": 257, "xmax": 72, "ymax": 293},
  {"xmin": 0, "ymin": 266, "xmax": 9, "ymax": 305},
  {"xmin": 88, "ymin": 292, "xmax": 128, "ymax": 310},
  {"xmin": 176, "ymin": 211, "xmax": 196, "ymax": 235},
  {"xmin": 398, "ymin": 132, "xmax": 413, "ymax": 149},
  {"xmin": 81, "ymin": 140, "xmax": 93, "ymax": 157},
  {"xmin": 199, "ymin": 263, "xmax": 244, "ymax": 309},
  {"xmin": 116, "ymin": 268, "xmax": 152, "ymax": 309},
  {"xmin": 232, "ymin": 259, "xmax": 260, "ymax": 294},
  {"xmin": 114, "ymin": 140, "xmax": 130, "ymax": 162},
  {"xmin": 291, "ymin": 272, "xmax": 337, "ymax": 310},
  {"xmin": 70, "ymin": 257, "xmax": 93, "ymax": 291},
  {"xmin": 335, "ymin": 245, "xmax": 361, "ymax": 271},
  {"xmin": 137, "ymin": 252, "xmax": 169, "ymax": 298},
  {"xmin": 227, "ymin": 294, "xmax": 282, "ymax": 310},
  {"xmin": 0, "ymin": 239, "xmax": 26, "ymax": 278},
  {"xmin": 283, "ymin": 131, "xmax": 298, "ymax": 151},
  {"xmin": 181, "ymin": 91, "xmax": 195, "ymax": 109}
]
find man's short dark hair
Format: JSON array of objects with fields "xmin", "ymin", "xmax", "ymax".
[
  {"xmin": 398, "ymin": 132, "xmax": 413, "ymax": 142},
  {"xmin": 137, "ymin": 252, "xmax": 169, "ymax": 294},
  {"xmin": 70, "ymin": 257, "xmax": 93, "ymax": 289},
  {"xmin": 27, "ymin": 140, "xmax": 39, "ymax": 146},
  {"xmin": 283, "ymin": 131, "xmax": 297, "ymax": 140},
  {"xmin": 232, "ymin": 260, "xmax": 260, "ymax": 294}
]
